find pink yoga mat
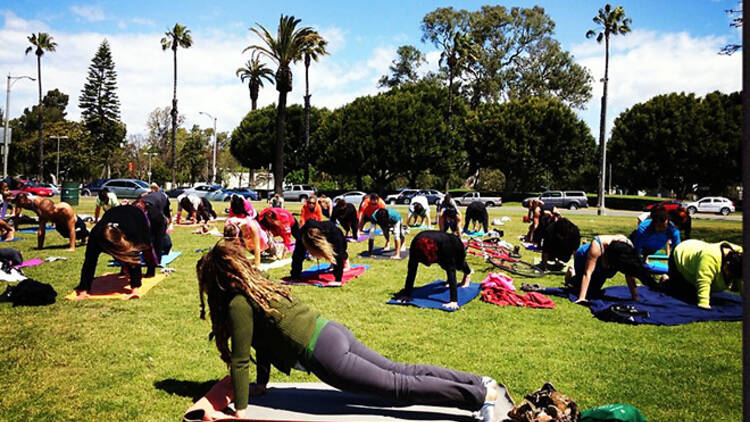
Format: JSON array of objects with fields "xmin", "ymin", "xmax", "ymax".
[
  {"xmin": 14, "ymin": 258, "xmax": 43, "ymax": 269},
  {"xmin": 281, "ymin": 265, "xmax": 369, "ymax": 287}
]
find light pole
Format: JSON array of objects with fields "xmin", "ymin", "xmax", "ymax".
[
  {"xmin": 4, "ymin": 74, "xmax": 35, "ymax": 179},
  {"xmin": 51, "ymin": 135, "xmax": 69, "ymax": 184},
  {"xmin": 147, "ymin": 152, "xmax": 158, "ymax": 183},
  {"xmin": 198, "ymin": 111, "xmax": 218, "ymax": 184}
]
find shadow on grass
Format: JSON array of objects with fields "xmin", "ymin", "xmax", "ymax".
[{"xmin": 154, "ymin": 379, "xmax": 219, "ymax": 401}]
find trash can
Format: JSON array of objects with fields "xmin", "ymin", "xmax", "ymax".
[{"xmin": 61, "ymin": 181, "xmax": 80, "ymax": 206}]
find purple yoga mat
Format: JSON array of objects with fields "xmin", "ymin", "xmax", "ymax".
[{"xmin": 14, "ymin": 258, "xmax": 44, "ymax": 269}]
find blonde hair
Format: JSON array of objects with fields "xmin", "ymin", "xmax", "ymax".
[
  {"xmin": 101, "ymin": 224, "xmax": 148, "ymax": 265},
  {"xmin": 197, "ymin": 242, "xmax": 291, "ymax": 363},
  {"xmin": 301, "ymin": 227, "xmax": 335, "ymax": 262}
]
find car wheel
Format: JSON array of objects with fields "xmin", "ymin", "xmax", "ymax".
[
  {"xmin": 720, "ymin": 207, "xmax": 730, "ymax": 216},
  {"xmin": 299, "ymin": 195, "xmax": 308, "ymax": 203},
  {"xmin": 404, "ymin": 198, "xmax": 411, "ymax": 205},
  {"xmin": 388, "ymin": 199, "xmax": 396, "ymax": 205},
  {"xmin": 687, "ymin": 206, "xmax": 697, "ymax": 215},
  {"xmin": 82, "ymin": 189, "xmax": 91, "ymax": 196},
  {"xmin": 568, "ymin": 203, "xmax": 578, "ymax": 210},
  {"xmin": 486, "ymin": 202, "xmax": 494, "ymax": 207}
]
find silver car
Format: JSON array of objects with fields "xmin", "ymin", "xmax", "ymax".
[{"xmin": 100, "ymin": 179, "xmax": 149, "ymax": 198}]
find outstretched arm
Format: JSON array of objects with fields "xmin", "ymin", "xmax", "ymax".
[{"xmin": 575, "ymin": 248, "xmax": 600, "ymax": 302}]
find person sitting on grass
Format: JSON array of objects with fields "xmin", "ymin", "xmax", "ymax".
[
  {"xmin": 196, "ymin": 243, "xmax": 502, "ymax": 421},
  {"xmin": 395, "ymin": 230, "xmax": 473, "ymax": 310},
  {"xmin": 407, "ymin": 195, "xmax": 431, "ymax": 227},
  {"xmin": 463, "ymin": 201, "xmax": 489, "ymax": 234},
  {"xmin": 655, "ymin": 239, "xmax": 742, "ymax": 309},
  {"xmin": 330, "ymin": 199, "xmax": 358, "ymax": 239},
  {"xmin": 290, "ymin": 220, "xmax": 349, "ymax": 283},
  {"xmin": 538, "ymin": 217, "xmax": 580, "ymax": 271},
  {"xmin": 318, "ymin": 195, "xmax": 333, "ymax": 218},
  {"xmin": 300, "ymin": 195, "xmax": 324, "ymax": 226},
  {"xmin": 228, "ymin": 195, "xmax": 257, "ymax": 219},
  {"xmin": 14, "ymin": 193, "xmax": 88, "ymax": 251},
  {"xmin": 630, "ymin": 206, "xmax": 681, "ymax": 258},
  {"xmin": 367, "ymin": 208, "xmax": 405, "ymax": 260},
  {"xmin": 437, "ymin": 194, "xmax": 461, "ymax": 233},
  {"xmin": 357, "ymin": 193, "xmax": 385, "ymax": 233},
  {"xmin": 258, "ymin": 207, "xmax": 299, "ymax": 258},
  {"xmin": 73, "ymin": 205, "xmax": 160, "ymax": 300},
  {"xmin": 94, "ymin": 188, "xmax": 120, "ymax": 223},
  {"xmin": 565, "ymin": 235, "xmax": 654, "ymax": 304}
]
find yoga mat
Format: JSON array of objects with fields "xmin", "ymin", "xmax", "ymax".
[
  {"xmin": 386, "ymin": 281, "xmax": 481, "ymax": 312},
  {"xmin": 347, "ymin": 234, "xmax": 369, "ymax": 242},
  {"xmin": 644, "ymin": 261, "xmax": 669, "ymax": 274},
  {"xmin": 14, "ymin": 258, "xmax": 43, "ymax": 269},
  {"xmin": 281, "ymin": 264, "xmax": 369, "ymax": 287},
  {"xmin": 64, "ymin": 272, "xmax": 168, "ymax": 301},
  {"xmin": 648, "ymin": 253, "xmax": 669, "ymax": 260},
  {"xmin": 183, "ymin": 378, "xmax": 491, "ymax": 422},
  {"xmin": 17, "ymin": 225, "xmax": 55, "ymax": 234},
  {"xmin": 362, "ymin": 228, "xmax": 383, "ymax": 236},
  {"xmin": 540, "ymin": 285, "xmax": 742, "ymax": 326},
  {"xmin": 409, "ymin": 224, "xmax": 431, "ymax": 230},
  {"xmin": 522, "ymin": 242, "xmax": 541, "ymax": 252},
  {"xmin": 359, "ymin": 247, "xmax": 409, "ymax": 260},
  {"xmin": 108, "ymin": 251, "xmax": 182, "ymax": 268},
  {"xmin": 0, "ymin": 238, "xmax": 23, "ymax": 242},
  {"xmin": 462, "ymin": 230, "xmax": 485, "ymax": 237},
  {"xmin": 258, "ymin": 258, "xmax": 292, "ymax": 272}
]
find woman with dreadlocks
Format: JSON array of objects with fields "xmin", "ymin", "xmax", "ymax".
[{"xmin": 197, "ymin": 242, "xmax": 502, "ymax": 421}]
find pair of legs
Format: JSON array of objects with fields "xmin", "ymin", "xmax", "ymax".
[{"xmin": 306, "ymin": 321, "xmax": 487, "ymax": 412}]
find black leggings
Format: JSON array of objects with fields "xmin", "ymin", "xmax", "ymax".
[{"xmin": 307, "ymin": 321, "xmax": 485, "ymax": 412}]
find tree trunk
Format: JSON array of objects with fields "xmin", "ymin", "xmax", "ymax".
[
  {"xmin": 250, "ymin": 83, "xmax": 258, "ymax": 110},
  {"xmin": 37, "ymin": 55, "xmax": 44, "ymax": 182},
  {"xmin": 304, "ymin": 62, "xmax": 311, "ymax": 183},
  {"xmin": 596, "ymin": 34, "xmax": 610, "ymax": 215},
  {"xmin": 170, "ymin": 43, "xmax": 178, "ymax": 186},
  {"xmin": 274, "ymin": 90, "xmax": 288, "ymax": 195}
]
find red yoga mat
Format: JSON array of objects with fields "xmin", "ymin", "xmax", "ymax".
[{"xmin": 281, "ymin": 264, "xmax": 368, "ymax": 287}]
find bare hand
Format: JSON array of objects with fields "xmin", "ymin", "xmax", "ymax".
[{"xmin": 395, "ymin": 294, "xmax": 411, "ymax": 303}]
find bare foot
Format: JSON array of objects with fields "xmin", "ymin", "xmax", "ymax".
[
  {"xmin": 124, "ymin": 287, "xmax": 141, "ymax": 299},
  {"xmin": 64, "ymin": 247, "xmax": 75, "ymax": 252},
  {"xmin": 71, "ymin": 290, "xmax": 90, "ymax": 301},
  {"xmin": 390, "ymin": 254, "xmax": 401, "ymax": 260},
  {"xmin": 442, "ymin": 301, "xmax": 459, "ymax": 310}
]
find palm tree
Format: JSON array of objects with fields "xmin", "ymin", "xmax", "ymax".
[
  {"xmin": 25, "ymin": 32, "xmax": 57, "ymax": 182},
  {"xmin": 586, "ymin": 4, "xmax": 631, "ymax": 215},
  {"xmin": 235, "ymin": 52, "xmax": 275, "ymax": 110},
  {"xmin": 301, "ymin": 33, "xmax": 328, "ymax": 183},
  {"xmin": 244, "ymin": 15, "xmax": 315, "ymax": 195},
  {"xmin": 161, "ymin": 23, "xmax": 193, "ymax": 186}
]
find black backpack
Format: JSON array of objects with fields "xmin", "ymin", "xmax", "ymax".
[{"xmin": 0, "ymin": 279, "xmax": 57, "ymax": 307}]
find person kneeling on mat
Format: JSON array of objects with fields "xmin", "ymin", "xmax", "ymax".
[
  {"xmin": 395, "ymin": 230, "xmax": 473, "ymax": 310},
  {"xmin": 197, "ymin": 243, "xmax": 503, "ymax": 421},
  {"xmin": 331, "ymin": 199, "xmax": 358, "ymax": 239},
  {"xmin": 463, "ymin": 201, "xmax": 489, "ymax": 234},
  {"xmin": 565, "ymin": 235, "xmax": 654, "ymax": 304},
  {"xmin": 73, "ymin": 205, "xmax": 160, "ymax": 300},
  {"xmin": 14, "ymin": 193, "xmax": 88, "ymax": 251},
  {"xmin": 368, "ymin": 208, "xmax": 405, "ymax": 260},
  {"xmin": 290, "ymin": 220, "xmax": 349, "ymax": 282}
]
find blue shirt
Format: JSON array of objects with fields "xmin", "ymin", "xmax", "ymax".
[
  {"xmin": 371, "ymin": 208, "xmax": 402, "ymax": 224},
  {"xmin": 632, "ymin": 219, "xmax": 680, "ymax": 256},
  {"xmin": 574, "ymin": 243, "xmax": 618, "ymax": 282}
]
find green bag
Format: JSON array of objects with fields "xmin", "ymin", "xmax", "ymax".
[{"xmin": 581, "ymin": 404, "xmax": 646, "ymax": 422}]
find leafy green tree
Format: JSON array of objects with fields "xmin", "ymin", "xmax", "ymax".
[
  {"xmin": 161, "ymin": 23, "xmax": 193, "ymax": 185},
  {"xmin": 236, "ymin": 52, "xmax": 275, "ymax": 110},
  {"xmin": 179, "ymin": 125, "xmax": 210, "ymax": 185},
  {"xmin": 466, "ymin": 97, "xmax": 597, "ymax": 192},
  {"xmin": 301, "ymin": 31, "xmax": 328, "ymax": 183},
  {"xmin": 586, "ymin": 3, "xmax": 632, "ymax": 212},
  {"xmin": 378, "ymin": 45, "xmax": 426, "ymax": 88},
  {"xmin": 244, "ymin": 15, "xmax": 316, "ymax": 194},
  {"xmin": 25, "ymin": 32, "xmax": 57, "ymax": 181},
  {"xmin": 145, "ymin": 106, "xmax": 184, "ymax": 174},
  {"xmin": 79, "ymin": 39, "xmax": 126, "ymax": 177}
]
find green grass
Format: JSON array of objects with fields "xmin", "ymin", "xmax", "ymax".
[{"xmin": 0, "ymin": 198, "xmax": 741, "ymax": 421}]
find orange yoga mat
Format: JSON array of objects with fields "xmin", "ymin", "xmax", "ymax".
[{"xmin": 64, "ymin": 272, "xmax": 168, "ymax": 301}]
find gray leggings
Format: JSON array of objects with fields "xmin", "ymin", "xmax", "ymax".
[{"xmin": 306, "ymin": 321, "xmax": 486, "ymax": 411}]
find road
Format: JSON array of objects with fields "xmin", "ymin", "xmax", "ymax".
[{"xmin": 500, "ymin": 206, "xmax": 742, "ymax": 221}]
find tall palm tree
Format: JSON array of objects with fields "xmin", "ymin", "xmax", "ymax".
[
  {"xmin": 161, "ymin": 23, "xmax": 193, "ymax": 186},
  {"xmin": 586, "ymin": 4, "xmax": 631, "ymax": 215},
  {"xmin": 25, "ymin": 32, "xmax": 57, "ymax": 182},
  {"xmin": 301, "ymin": 33, "xmax": 328, "ymax": 183},
  {"xmin": 244, "ymin": 15, "xmax": 315, "ymax": 195},
  {"xmin": 235, "ymin": 52, "xmax": 275, "ymax": 110}
]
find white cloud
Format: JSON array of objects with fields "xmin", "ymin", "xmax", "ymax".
[
  {"xmin": 70, "ymin": 5, "xmax": 106, "ymax": 22},
  {"xmin": 571, "ymin": 29, "xmax": 741, "ymax": 140},
  {"xmin": 130, "ymin": 17, "xmax": 155, "ymax": 27}
]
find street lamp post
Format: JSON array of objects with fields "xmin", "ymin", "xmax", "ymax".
[
  {"xmin": 198, "ymin": 111, "xmax": 218, "ymax": 184},
  {"xmin": 147, "ymin": 152, "xmax": 158, "ymax": 183},
  {"xmin": 51, "ymin": 135, "xmax": 69, "ymax": 183},
  {"xmin": 4, "ymin": 74, "xmax": 35, "ymax": 179}
]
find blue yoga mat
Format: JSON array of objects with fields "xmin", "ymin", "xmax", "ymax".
[
  {"xmin": 541, "ymin": 285, "xmax": 742, "ymax": 325},
  {"xmin": 300, "ymin": 262, "xmax": 371, "ymax": 277},
  {"xmin": 362, "ymin": 228, "xmax": 383, "ymax": 236},
  {"xmin": 18, "ymin": 225, "xmax": 55, "ymax": 234},
  {"xmin": 0, "ymin": 238, "xmax": 23, "ymax": 242},
  {"xmin": 463, "ymin": 230, "xmax": 485, "ymax": 237},
  {"xmin": 409, "ymin": 224, "xmax": 430, "ymax": 230},
  {"xmin": 108, "ymin": 251, "xmax": 182, "ymax": 268},
  {"xmin": 644, "ymin": 261, "xmax": 669, "ymax": 274},
  {"xmin": 386, "ymin": 281, "xmax": 481, "ymax": 312}
]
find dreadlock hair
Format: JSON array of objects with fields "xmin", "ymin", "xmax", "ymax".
[
  {"xmin": 100, "ymin": 223, "xmax": 148, "ymax": 265},
  {"xmin": 197, "ymin": 242, "xmax": 292, "ymax": 364},
  {"xmin": 721, "ymin": 243, "xmax": 743, "ymax": 290},
  {"xmin": 542, "ymin": 217, "xmax": 581, "ymax": 262},
  {"xmin": 301, "ymin": 226, "xmax": 336, "ymax": 262},
  {"xmin": 668, "ymin": 207, "xmax": 692, "ymax": 239},
  {"xmin": 606, "ymin": 241, "xmax": 654, "ymax": 286},
  {"xmin": 230, "ymin": 195, "xmax": 247, "ymax": 217}
]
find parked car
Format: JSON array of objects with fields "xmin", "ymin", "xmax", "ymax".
[
  {"xmin": 21, "ymin": 181, "xmax": 54, "ymax": 197},
  {"xmin": 283, "ymin": 184, "xmax": 317, "ymax": 202},
  {"xmin": 405, "ymin": 189, "xmax": 444, "ymax": 205},
  {"xmin": 523, "ymin": 191, "xmax": 589, "ymax": 210},
  {"xmin": 182, "ymin": 184, "xmax": 232, "ymax": 201},
  {"xmin": 333, "ymin": 191, "xmax": 367, "ymax": 206},
  {"xmin": 684, "ymin": 196, "xmax": 735, "ymax": 216},
  {"xmin": 81, "ymin": 178, "xmax": 109, "ymax": 196},
  {"xmin": 99, "ymin": 179, "xmax": 150, "ymax": 199},
  {"xmin": 643, "ymin": 200, "xmax": 684, "ymax": 212},
  {"xmin": 385, "ymin": 188, "xmax": 419, "ymax": 205},
  {"xmin": 165, "ymin": 186, "xmax": 190, "ymax": 198},
  {"xmin": 39, "ymin": 183, "xmax": 60, "ymax": 196},
  {"xmin": 454, "ymin": 192, "xmax": 502, "ymax": 207},
  {"xmin": 229, "ymin": 187, "xmax": 259, "ymax": 201}
]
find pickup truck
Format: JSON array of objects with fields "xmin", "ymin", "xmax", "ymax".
[
  {"xmin": 454, "ymin": 192, "xmax": 502, "ymax": 207},
  {"xmin": 522, "ymin": 191, "xmax": 589, "ymax": 210}
]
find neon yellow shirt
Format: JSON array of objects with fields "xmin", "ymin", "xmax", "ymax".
[{"xmin": 673, "ymin": 239, "xmax": 742, "ymax": 308}]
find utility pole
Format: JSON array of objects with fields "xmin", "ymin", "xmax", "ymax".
[
  {"xmin": 199, "ymin": 111, "xmax": 218, "ymax": 184},
  {"xmin": 51, "ymin": 135, "xmax": 69, "ymax": 183},
  {"xmin": 4, "ymin": 74, "xmax": 35, "ymax": 178}
]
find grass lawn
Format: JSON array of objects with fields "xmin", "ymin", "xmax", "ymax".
[{"xmin": 0, "ymin": 198, "xmax": 741, "ymax": 421}]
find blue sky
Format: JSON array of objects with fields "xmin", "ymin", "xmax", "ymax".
[{"xmin": 1, "ymin": 1, "xmax": 742, "ymax": 137}]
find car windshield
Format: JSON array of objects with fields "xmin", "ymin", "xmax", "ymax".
[{"xmin": 134, "ymin": 180, "xmax": 148, "ymax": 188}]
